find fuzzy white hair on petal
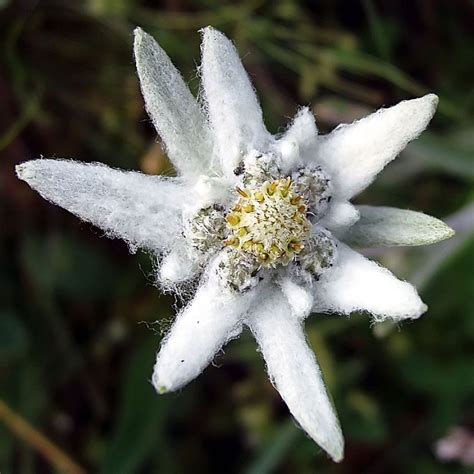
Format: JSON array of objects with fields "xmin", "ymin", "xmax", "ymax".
[
  {"xmin": 200, "ymin": 26, "xmax": 271, "ymax": 179},
  {"xmin": 152, "ymin": 253, "xmax": 259, "ymax": 393},
  {"xmin": 159, "ymin": 248, "xmax": 203, "ymax": 286},
  {"xmin": 278, "ymin": 277, "xmax": 314, "ymax": 320},
  {"xmin": 313, "ymin": 242, "xmax": 427, "ymax": 321},
  {"xmin": 345, "ymin": 205, "xmax": 455, "ymax": 247},
  {"xmin": 314, "ymin": 94, "xmax": 438, "ymax": 199},
  {"xmin": 278, "ymin": 106, "xmax": 318, "ymax": 173},
  {"xmin": 247, "ymin": 288, "xmax": 344, "ymax": 462},
  {"xmin": 134, "ymin": 27, "xmax": 213, "ymax": 177},
  {"xmin": 16, "ymin": 159, "xmax": 189, "ymax": 253},
  {"xmin": 319, "ymin": 200, "xmax": 360, "ymax": 238}
]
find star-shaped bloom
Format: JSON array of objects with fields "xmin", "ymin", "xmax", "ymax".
[{"xmin": 16, "ymin": 27, "xmax": 454, "ymax": 462}]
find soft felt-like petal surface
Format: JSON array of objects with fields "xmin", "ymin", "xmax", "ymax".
[
  {"xmin": 314, "ymin": 94, "xmax": 438, "ymax": 199},
  {"xmin": 152, "ymin": 255, "xmax": 258, "ymax": 392},
  {"xmin": 200, "ymin": 27, "xmax": 270, "ymax": 178},
  {"xmin": 247, "ymin": 287, "xmax": 344, "ymax": 462},
  {"xmin": 134, "ymin": 28, "xmax": 212, "ymax": 177},
  {"xmin": 16, "ymin": 159, "xmax": 188, "ymax": 252},
  {"xmin": 312, "ymin": 242, "xmax": 427, "ymax": 321},
  {"xmin": 158, "ymin": 247, "xmax": 204, "ymax": 285},
  {"xmin": 277, "ymin": 106, "xmax": 318, "ymax": 173},
  {"xmin": 278, "ymin": 276, "xmax": 313, "ymax": 320},
  {"xmin": 343, "ymin": 205, "xmax": 455, "ymax": 247},
  {"xmin": 319, "ymin": 200, "xmax": 360, "ymax": 238}
]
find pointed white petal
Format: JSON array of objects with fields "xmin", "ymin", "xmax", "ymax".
[
  {"xmin": 315, "ymin": 94, "xmax": 438, "ymax": 199},
  {"xmin": 16, "ymin": 159, "xmax": 188, "ymax": 252},
  {"xmin": 319, "ymin": 200, "xmax": 360, "ymax": 237},
  {"xmin": 134, "ymin": 28, "xmax": 212, "ymax": 177},
  {"xmin": 278, "ymin": 277, "xmax": 313, "ymax": 320},
  {"xmin": 344, "ymin": 205, "xmax": 455, "ymax": 247},
  {"xmin": 247, "ymin": 287, "xmax": 344, "ymax": 462},
  {"xmin": 158, "ymin": 247, "xmax": 204, "ymax": 285},
  {"xmin": 152, "ymin": 255, "xmax": 258, "ymax": 392},
  {"xmin": 278, "ymin": 107, "xmax": 318, "ymax": 173},
  {"xmin": 200, "ymin": 27, "xmax": 270, "ymax": 178},
  {"xmin": 313, "ymin": 242, "xmax": 427, "ymax": 321}
]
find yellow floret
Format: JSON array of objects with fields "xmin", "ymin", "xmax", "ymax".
[{"xmin": 224, "ymin": 177, "xmax": 311, "ymax": 268}]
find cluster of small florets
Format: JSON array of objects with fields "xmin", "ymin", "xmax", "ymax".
[
  {"xmin": 183, "ymin": 204, "xmax": 227, "ymax": 254},
  {"xmin": 224, "ymin": 177, "xmax": 311, "ymax": 267},
  {"xmin": 184, "ymin": 152, "xmax": 336, "ymax": 292},
  {"xmin": 290, "ymin": 167, "xmax": 332, "ymax": 222}
]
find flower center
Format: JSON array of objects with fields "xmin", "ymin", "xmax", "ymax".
[{"xmin": 224, "ymin": 177, "xmax": 311, "ymax": 267}]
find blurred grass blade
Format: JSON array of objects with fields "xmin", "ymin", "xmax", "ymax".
[
  {"xmin": 0, "ymin": 399, "xmax": 86, "ymax": 474},
  {"xmin": 245, "ymin": 421, "xmax": 299, "ymax": 474},
  {"xmin": 0, "ymin": 92, "xmax": 41, "ymax": 152},
  {"xmin": 297, "ymin": 44, "xmax": 462, "ymax": 119},
  {"xmin": 404, "ymin": 133, "xmax": 474, "ymax": 180},
  {"xmin": 0, "ymin": 311, "xmax": 28, "ymax": 361},
  {"xmin": 100, "ymin": 337, "xmax": 169, "ymax": 474},
  {"xmin": 362, "ymin": 0, "xmax": 391, "ymax": 61}
]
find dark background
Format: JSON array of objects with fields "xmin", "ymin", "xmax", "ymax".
[{"xmin": 1, "ymin": 0, "xmax": 473, "ymax": 473}]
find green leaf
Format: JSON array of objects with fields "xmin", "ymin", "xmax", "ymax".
[{"xmin": 344, "ymin": 206, "xmax": 455, "ymax": 248}]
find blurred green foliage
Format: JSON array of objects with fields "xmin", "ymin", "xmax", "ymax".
[{"xmin": 0, "ymin": 0, "xmax": 473, "ymax": 473}]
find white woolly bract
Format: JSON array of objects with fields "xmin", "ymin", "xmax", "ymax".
[
  {"xmin": 247, "ymin": 288, "xmax": 344, "ymax": 462},
  {"xmin": 314, "ymin": 94, "xmax": 438, "ymax": 200},
  {"xmin": 312, "ymin": 243, "xmax": 427, "ymax": 321},
  {"xmin": 188, "ymin": 175, "xmax": 232, "ymax": 212},
  {"xmin": 152, "ymin": 255, "xmax": 258, "ymax": 392},
  {"xmin": 319, "ymin": 200, "xmax": 360, "ymax": 237},
  {"xmin": 134, "ymin": 28, "xmax": 212, "ymax": 177},
  {"xmin": 159, "ymin": 247, "xmax": 203, "ymax": 285},
  {"xmin": 278, "ymin": 276, "xmax": 313, "ymax": 320},
  {"xmin": 277, "ymin": 106, "xmax": 318, "ymax": 173},
  {"xmin": 345, "ymin": 205, "xmax": 455, "ymax": 247},
  {"xmin": 200, "ymin": 27, "xmax": 270, "ymax": 179},
  {"xmin": 16, "ymin": 159, "xmax": 189, "ymax": 253}
]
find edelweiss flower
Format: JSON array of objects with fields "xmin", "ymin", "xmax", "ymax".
[{"xmin": 16, "ymin": 27, "xmax": 454, "ymax": 462}]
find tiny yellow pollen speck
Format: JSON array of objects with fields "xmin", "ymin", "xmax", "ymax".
[{"xmin": 243, "ymin": 203, "xmax": 254, "ymax": 212}]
